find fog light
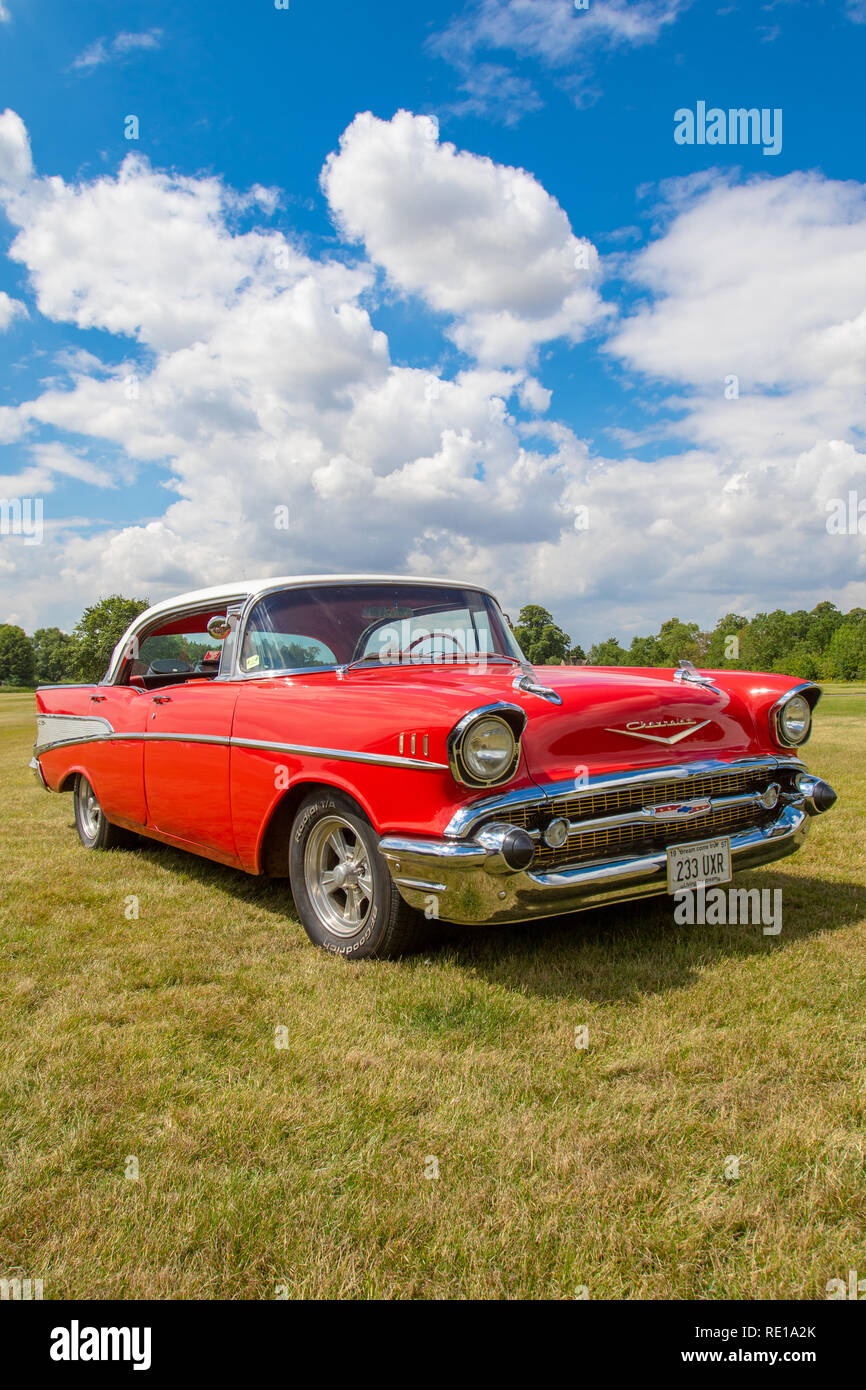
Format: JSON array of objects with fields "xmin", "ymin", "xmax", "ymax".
[{"xmin": 543, "ymin": 817, "xmax": 570, "ymax": 849}]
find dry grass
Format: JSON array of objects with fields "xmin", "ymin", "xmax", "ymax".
[{"xmin": 1, "ymin": 692, "xmax": 864, "ymax": 1299}]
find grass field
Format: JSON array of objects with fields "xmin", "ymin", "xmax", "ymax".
[{"xmin": 1, "ymin": 691, "xmax": 864, "ymax": 1300}]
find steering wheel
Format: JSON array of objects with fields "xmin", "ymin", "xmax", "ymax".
[{"xmin": 400, "ymin": 631, "xmax": 466, "ymax": 660}]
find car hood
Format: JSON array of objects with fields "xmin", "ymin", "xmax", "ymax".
[
  {"xmin": 516, "ymin": 665, "xmax": 774, "ymax": 783},
  {"xmin": 314, "ymin": 661, "xmax": 795, "ymax": 782}
]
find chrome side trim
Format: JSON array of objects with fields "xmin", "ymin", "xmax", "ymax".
[
  {"xmin": 32, "ymin": 720, "xmax": 448, "ymax": 772},
  {"xmin": 230, "ymin": 736, "xmax": 448, "ymax": 771},
  {"xmin": 444, "ymin": 756, "xmax": 806, "ymax": 837}
]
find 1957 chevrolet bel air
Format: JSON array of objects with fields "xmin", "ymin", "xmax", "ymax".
[{"xmin": 32, "ymin": 575, "xmax": 837, "ymax": 958}]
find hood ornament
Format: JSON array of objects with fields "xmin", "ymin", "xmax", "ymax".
[
  {"xmin": 674, "ymin": 659, "xmax": 721, "ymax": 691},
  {"xmin": 513, "ymin": 663, "xmax": 562, "ymax": 706},
  {"xmin": 606, "ymin": 718, "xmax": 712, "ymax": 745}
]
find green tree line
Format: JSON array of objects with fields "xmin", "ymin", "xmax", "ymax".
[
  {"xmin": 0, "ymin": 596, "xmax": 149, "ymax": 687},
  {"xmin": 2, "ymin": 595, "xmax": 865, "ymax": 686},
  {"xmin": 515, "ymin": 601, "xmax": 866, "ymax": 680}
]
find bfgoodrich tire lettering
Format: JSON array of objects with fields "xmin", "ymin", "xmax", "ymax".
[{"xmin": 287, "ymin": 790, "xmax": 426, "ymax": 960}]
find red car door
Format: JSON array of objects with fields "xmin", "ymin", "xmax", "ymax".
[
  {"xmin": 143, "ymin": 681, "xmax": 240, "ymax": 861},
  {"xmin": 81, "ymin": 685, "xmax": 150, "ymax": 827}
]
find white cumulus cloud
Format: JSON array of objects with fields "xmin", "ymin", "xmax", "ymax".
[
  {"xmin": 321, "ymin": 110, "xmax": 607, "ymax": 367},
  {"xmin": 0, "ymin": 107, "xmax": 864, "ymax": 642}
]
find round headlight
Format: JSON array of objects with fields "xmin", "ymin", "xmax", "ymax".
[
  {"xmin": 462, "ymin": 716, "xmax": 516, "ymax": 782},
  {"xmin": 448, "ymin": 704, "xmax": 526, "ymax": 787},
  {"xmin": 777, "ymin": 694, "xmax": 812, "ymax": 746}
]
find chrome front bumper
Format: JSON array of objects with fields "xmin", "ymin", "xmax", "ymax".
[{"xmin": 379, "ymin": 760, "xmax": 833, "ymax": 926}]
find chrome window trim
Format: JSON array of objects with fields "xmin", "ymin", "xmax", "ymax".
[
  {"xmin": 444, "ymin": 755, "xmax": 806, "ymax": 837},
  {"xmin": 105, "ymin": 577, "xmax": 505, "ymax": 685},
  {"xmin": 769, "ymin": 682, "xmax": 821, "ymax": 749},
  {"xmin": 446, "ymin": 701, "xmax": 527, "ymax": 789},
  {"xmin": 214, "ymin": 603, "xmax": 245, "ymax": 681},
  {"xmin": 231, "ymin": 580, "xmax": 501, "ymax": 683},
  {"xmin": 104, "ymin": 594, "xmax": 250, "ymax": 686}
]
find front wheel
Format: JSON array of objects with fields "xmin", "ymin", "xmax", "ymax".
[
  {"xmin": 73, "ymin": 774, "xmax": 133, "ymax": 850},
  {"xmin": 288, "ymin": 790, "xmax": 426, "ymax": 959}
]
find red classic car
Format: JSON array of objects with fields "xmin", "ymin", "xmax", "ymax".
[{"xmin": 32, "ymin": 575, "xmax": 837, "ymax": 958}]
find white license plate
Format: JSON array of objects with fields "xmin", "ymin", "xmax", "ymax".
[{"xmin": 667, "ymin": 836, "xmax": 732, "ymax": 893}]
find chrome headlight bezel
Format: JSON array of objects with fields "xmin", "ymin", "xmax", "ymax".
[
  {"xmin": 769, "ymin": 684, "xmax": 820, "ymax": 748},
  {"xmin": 447, "ymin": 702, "xmax": 527, "ymax": 788}
]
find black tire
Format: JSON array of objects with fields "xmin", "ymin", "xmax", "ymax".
[
  {"xmin": 287, "ymin": 790, "xmax": 426, "ymax": 959},
  {"xmin": 73, "ymin": 773, "xmax": 134, "ymax": 850}
]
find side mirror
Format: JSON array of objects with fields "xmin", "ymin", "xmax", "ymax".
[{"xmin": 207, "ymin": 615, "xmax": 233, "ymax": 641}]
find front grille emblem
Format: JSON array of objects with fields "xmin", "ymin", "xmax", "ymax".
[{"xmin": 644, "ymin": 797, "xmax": 712, "ymax": 821}]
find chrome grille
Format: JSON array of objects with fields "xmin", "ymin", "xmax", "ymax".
[{"xmin": 478, "ymin": 767, "xmax": 782, "ymax": 870}]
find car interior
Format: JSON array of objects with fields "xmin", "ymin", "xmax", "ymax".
[{"xmin": 121, "ymin": 611, "xmax": 229, "ymax": 690}]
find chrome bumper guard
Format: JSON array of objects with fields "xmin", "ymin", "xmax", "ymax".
[
  {"xmin": 29, "ymin": 755, "xmax": 49, "ymax": 791},
  {"xmin": 379, "ymin": 759, "xmax": 835, "ymax": 926}
]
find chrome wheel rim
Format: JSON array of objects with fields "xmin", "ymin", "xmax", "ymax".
[
  {"xmin": 78, "ymin": 779, "xmax": 102, "ymax": 840},
  {"xmin": 304, "ymin": 816, "xmax": 373, "ymax": 938}
]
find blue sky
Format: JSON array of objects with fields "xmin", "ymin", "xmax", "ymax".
[{"xmin": 1, "ymin": 0, "xmax": 865, "ymax": 644}]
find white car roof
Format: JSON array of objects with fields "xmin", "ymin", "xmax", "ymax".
[
  {"xmin": 106, "ymin": 574, "xmax": 497, "ymax": 681},
  {"xmin": 136, "ymin": 574, "xmax": 495, "ymax": 623}
]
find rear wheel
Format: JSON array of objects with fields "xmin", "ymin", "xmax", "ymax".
[
  {"xmin": 287, "ymin": 790, "xmax": 426, "ymax": 959},
  {"xmin": 73, "ymin": 774, "xmax": 133, "ymax": 850}
]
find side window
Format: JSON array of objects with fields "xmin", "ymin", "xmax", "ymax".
[
  {"xmin": 123, "ymin": 611, "xmax": 230, "ymax": 686},
  {"xmin": 241, "ymin": 628, "xmax": 336, "ymax": 674}
]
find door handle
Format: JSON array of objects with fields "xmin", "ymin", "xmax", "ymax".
[
  {"xmin": 90, "ymin": 694, "xmax": 106, "ymax": 703},
  {"xmin": 152, "ymin": 695, "xmax": 172, "ymax": 704}
]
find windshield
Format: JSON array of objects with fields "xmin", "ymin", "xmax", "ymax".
[{"xmin": 239, "ymin": 583, "xmax": 525, "ymax": 675}]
